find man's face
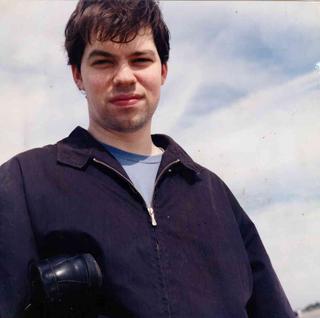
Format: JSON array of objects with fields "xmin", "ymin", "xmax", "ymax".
[{"xmin": 72, "ymin": 29, "xmax": 167, "ymax": 134}]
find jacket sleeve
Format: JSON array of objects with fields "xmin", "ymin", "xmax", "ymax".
[
  {"xmin": 0, "ymin": 157, "xmax": 38, "ymax": 318},
  {"xmin": 224, "ymin": 184, "xmax": 295, "ymax": 318}
]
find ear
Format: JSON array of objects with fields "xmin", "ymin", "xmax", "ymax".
[
  {"xmin": 161, "ymin": 63, "xmax": 168, "ymax": 85},
  {"xmin": 71, "ymin": 64, "xmax": 84, "ymax": 90}
]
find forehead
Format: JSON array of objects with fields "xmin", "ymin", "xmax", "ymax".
[{"xmin": 84, "ymin": 28, "xmax": 157, "ymax": 57}]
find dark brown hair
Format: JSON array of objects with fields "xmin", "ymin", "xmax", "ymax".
[{"xmin": 65, "ymin": 0, "xmax": 170, "ymax": 70}]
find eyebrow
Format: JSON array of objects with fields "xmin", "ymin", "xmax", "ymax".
[
  {"xmin": 130, "ymin": 50, "xmax": 156, "ymax": 57},
  {"xmin": 88, "ymin": 49, "xmax": 156, "ymax": 60},
  {"xmin": 88, "ymin": 50, "xmax": 114, "ymax": 60}
]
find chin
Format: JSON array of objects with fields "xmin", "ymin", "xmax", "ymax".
[{"xmin": 111, "ymin": 115, "xmax": 151, "ymax": 133}]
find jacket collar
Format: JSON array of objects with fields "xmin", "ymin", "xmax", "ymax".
[
  {"xmin": 151, "ymin": 134, "xmax": 201, "ymax": 174},
  {"xmin": 57, "ymin": 126, "xmax": 201, "ymax": 174}
]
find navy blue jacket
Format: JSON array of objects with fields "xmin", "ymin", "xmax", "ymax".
[{"xmin": 0, "ymin": 127, "xmax": 294, "ymax": 318}]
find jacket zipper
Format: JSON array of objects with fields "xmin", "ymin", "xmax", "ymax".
[
  {"xmin": 92, "ymin": 157, "xmax": 180, "ymax": 227},
  {"xmin": 94, "ymin": 156, "xmax": 178, "ymax": 317},
  {"xmin": 148, "ymin": 158, "xmax": 180, "ymax": 226}
]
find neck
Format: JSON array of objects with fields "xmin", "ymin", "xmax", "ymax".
[{"xmin": 88, "ymin": 123, "xmax": 162, "ymax": 156}]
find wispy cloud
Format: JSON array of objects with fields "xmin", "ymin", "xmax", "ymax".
[{"xmin": 176, "ymin": 71, "xmax": 320, "ymax": 208}]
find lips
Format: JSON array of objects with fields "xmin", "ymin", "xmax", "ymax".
[{"xmin": 109, "ymin": 94, "xmax": 143, "ymax": 107}]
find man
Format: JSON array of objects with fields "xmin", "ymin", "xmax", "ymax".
[{"xmin": 0, "ymin": 0, "xmax": 295, "ymax": 317}]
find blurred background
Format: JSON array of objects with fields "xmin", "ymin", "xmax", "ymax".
[{"xmin": 0, "ymin": 1, "xmax": 319, "ymax": 314}]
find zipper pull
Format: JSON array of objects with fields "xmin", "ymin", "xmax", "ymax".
[{"xmin": 147, "ymin": 207, "xmax": 157, "ymax": 227}]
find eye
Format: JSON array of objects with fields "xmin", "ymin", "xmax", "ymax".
[
  {"xmin": 92, "ymin": 60, "xmax": 113, "ymax": 66},
  {"xmin": 132, "ymin": 58, "xmax": 152, "ymax": 64}
]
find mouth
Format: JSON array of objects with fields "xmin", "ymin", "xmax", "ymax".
[{"xmin": 109, "ymin": 94, "xmax": 143, "ymax": 107}]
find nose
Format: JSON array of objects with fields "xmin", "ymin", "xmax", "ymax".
[{"xmin": 113, "ymin": 64, "xmax": 136, "ymax": 87}]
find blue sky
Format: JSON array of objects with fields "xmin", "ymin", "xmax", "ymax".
[{"xmin": 0, "ymin": 1, "xmax": 320, "ymax": 310}]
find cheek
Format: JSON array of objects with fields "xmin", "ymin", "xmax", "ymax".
[
  {"xmin": 84, "ymin": 73, "xmax": 109, "ymax": 93},
  {"xmin": 138, "ymin": 72, "xmax": 162, "ymax": 95}
]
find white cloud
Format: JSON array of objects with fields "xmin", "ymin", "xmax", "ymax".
[
  {"xmin": 163, "ymin": 2, "xmax": 320, "ymax": 36},
  {"xmin": 175, "ymin": 71, "xmax": 320, "ymax": 205},
  {"xmin": 251, "ymin": 200, "xmax": 320, "ymax": 309},
  {"xmin": 0, "ymin": 1, "xmax": 87, "ymax": 163},
  {"xmin": 156, "ymin": 2, "xmax": 320, "ymax": 138}
]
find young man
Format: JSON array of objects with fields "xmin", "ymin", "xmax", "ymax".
[{"xmin": 0, "ymin": 1, "xmax": 295, "ymax": 317}]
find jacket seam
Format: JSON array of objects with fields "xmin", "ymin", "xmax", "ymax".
[
  {"xmin": 151, "ymin": 229, "xmax": 172, "ymax": 318},
  {"xmin": 154, "ymin": 228, "xmax": 173, "ymax": 318},
  {"xmin": 16, "ymin": 157, "xmax": 40, "ymax": 252},
  {"xmin": 14, "ymin": 157, "xmax": 40, "ymax": 312}
]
